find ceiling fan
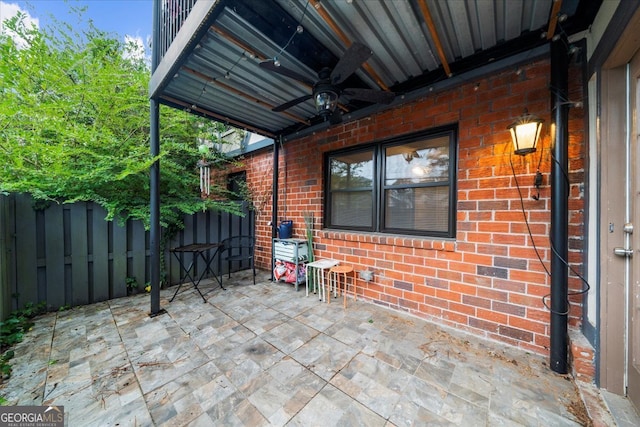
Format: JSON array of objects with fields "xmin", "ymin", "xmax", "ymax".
[{"xmin": 259, "ymin": 42, "xmax": 395, "ymax": 124}]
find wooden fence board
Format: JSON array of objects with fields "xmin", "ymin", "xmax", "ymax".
[
  {"xmin": 0, "ymin": 195, "xmax": 12, "ymax": 318},
  {"xmin": 183, "ymin": 214, "xmax": 195, "ymax": 243},
  {"xmin": 91, "ymin": 205, "xmax": 110, "ymax": 301},
  {"xmin": 211, "ymin": 209, "xmax": 222, "ymax": 243},
  {"xmin": 179, "ymin": 214, "xmax": 196, "ymax": 279},
  {"xmin": 112, "ymin": 222, "xmax": 127, "ymax": 298},
  {"xmin": 167, "ymin": 231, "xmax": 182, "ymax": 286},
  {"xmin": 44, "ymin": 203, "xmax": 65, "ymax": 309},
  {"xmin": 130, "ymin": 220, "xmax": 147, "ymax": 289},
  {"xmin": 197, "ymin": 211, "xmax": 207, "ymax": 243},
  {"xmin": 69, "ymin": 203, "xmax": 89, "ymax": 305},
  {"xmin": 14, "ymin": 195, "xmax": 37, "ymax": 308}
]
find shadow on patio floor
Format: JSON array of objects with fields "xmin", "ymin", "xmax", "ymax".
[{"xmin": 1, "ymin": 270, "xmax": 616, "ymax": 426}]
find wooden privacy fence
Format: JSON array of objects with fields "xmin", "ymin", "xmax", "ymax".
[{"xmin": 0, "ymin": 193, "xmax": 254, "ymax": 317}]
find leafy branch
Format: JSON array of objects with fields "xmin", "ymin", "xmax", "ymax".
[{"xmin": 0, "ymin": 9, "xmax": 247, "ymax": 229}]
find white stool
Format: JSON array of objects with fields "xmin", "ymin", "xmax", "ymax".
[{"xmin": 305, "ymin": 259, "xmax": 339, "ymax": 301}]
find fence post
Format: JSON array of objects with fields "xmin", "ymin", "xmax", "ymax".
[{"xmin": 0, "ymin": 195, "xmax": 10, "ymax": 320}]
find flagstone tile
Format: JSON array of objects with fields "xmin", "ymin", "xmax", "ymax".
[
  {"xmin": 287, "ymin": 384, "xmax": 387, "ymax": 427},
  {"xmin": 260, "ymin": 319, "xmax": 319, "ymax": 355},
  {"xmin": 131, "ymin": 337, "xmax": 210, "ymax": 395},
  {"xmin": 199, "ymin": 323, "xmax": 257, "ymax": 360},
  {"xmin": 240, "ymin": 307, "xmax": 290, "ymax": 335},
  {"xmin": 0, "ymin": 271, "xmax": 606, "ymax": 427},
  {"xmin": 201, "ymin": 393, "xmax": 270, "ymax": 427},
  {"xmin": 330, "ymin": 352, "xmax": 409, "ymax": 419},
  {"xmin": 389, "ymin": 399, "xmax": 453, "ymax": 427},
  {"xmin": 290, "ymin": 333, "xmax": 358, "ymax": 381}
]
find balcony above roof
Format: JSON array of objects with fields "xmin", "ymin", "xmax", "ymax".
[{"xmin": 150, "ymin": 0, "xmax": 601, "ymax": 141}]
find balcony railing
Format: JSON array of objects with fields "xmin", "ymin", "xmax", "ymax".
[{"xmin": 158, "ymin": 0, "xmax": 198, "ymax": 60}]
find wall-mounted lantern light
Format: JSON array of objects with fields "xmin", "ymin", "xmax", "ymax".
[{"xmin": 508, "ymin": 110, "xmax": 544, "ymax": 155}]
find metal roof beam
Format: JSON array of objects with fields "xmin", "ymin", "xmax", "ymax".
[{"xmin": 417, "ymin": 0, "xmax": 452, "ymax": 78}]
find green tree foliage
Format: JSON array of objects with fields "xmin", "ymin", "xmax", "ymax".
[{"xmin": 0, "ymin": 9, "xmax": 243, "ymax": 229}]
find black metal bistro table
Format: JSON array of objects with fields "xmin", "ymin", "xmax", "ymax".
[{"xmin": 170, "ymin": 243, "xmax": 224, "ymax": 302}]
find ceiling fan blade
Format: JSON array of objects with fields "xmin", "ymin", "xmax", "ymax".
[
  {"xmin": 330, "ymin": 42, "xmax": 373, "ymax": 85},
  {"xmin": 343, "ymin": 88, "xmax": 395, "ymax": 104},
  {"xmin": 259, "ymin": 61, "xmax": 315, "ymax": 86},
  {"xmin": 272, "ymin": 94, "xmax": 313, "ymax": 112}
]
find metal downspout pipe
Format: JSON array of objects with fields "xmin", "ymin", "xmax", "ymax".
[
  {"xmin": 149, "ymin": 0, "xmax": 162, "ymax": 316},
  {"xmin": 271, "ymin": 136, "xmax": 280, "ymax": 280},
  {"xmin": 549, "ymin": 34, "xmax": 570, "ymax": 374}
]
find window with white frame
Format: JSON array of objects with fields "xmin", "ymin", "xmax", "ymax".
[{"xmin": 325, "ymin": 126, "xmax": 457, "ymax": 238}]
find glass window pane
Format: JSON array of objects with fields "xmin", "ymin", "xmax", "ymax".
[
  {"xmin": 385, "ymin": 136, "xmax": 449, "ymax": 186},
  {"xmin": 330, "ymin": 151, "xmax": 373, "ymax": 190},
  {"xmin": 324, "ymin": 127, "xmax": 455, "ymax": 237},
  {"xmin": 331, "ymin": 191, "xmax": 372, "ymax": 227},
  {"xmin": 385, "ymin": 186, "xmax": 449, "ymax": 232}
]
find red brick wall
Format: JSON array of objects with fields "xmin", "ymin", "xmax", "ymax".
[{"xmin": 223, "ymin": 57, "xmax": 585, "ymax": 357}]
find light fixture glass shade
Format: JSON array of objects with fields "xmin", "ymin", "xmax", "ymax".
[
  {"xmin": 315, "ymin": 90, "xmax": 338, "ymax": 115},
  {"xmin": 508, "ymin": 112, "xmax": 544, "ymax": 155}
]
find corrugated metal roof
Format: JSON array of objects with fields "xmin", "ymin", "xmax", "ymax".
[{"xmin": 150, "ymin": 0, "xmax": 601, "ymax": 140}]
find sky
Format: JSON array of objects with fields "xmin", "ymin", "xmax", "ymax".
[{"xmin": 0, "ymin": 0, "xmax": 152, "ymax": 54}]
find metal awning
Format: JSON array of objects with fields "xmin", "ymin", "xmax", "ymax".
[{"xmin": 149, "ymin": 0, "xmax": 601, "ymax": 141}]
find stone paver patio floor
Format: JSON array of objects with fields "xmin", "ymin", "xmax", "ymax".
[{"xmin": 1, "ymin": 270, "xmax": 616, "ymax": 426}]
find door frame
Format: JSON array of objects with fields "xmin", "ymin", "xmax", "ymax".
[
  {"xmin": 627, "ymin": 45, "xmax": 640, "ymax": 409},
  {"xmin": 598, "ymin": 6, "xmax": 640, "ymax": 409}
]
